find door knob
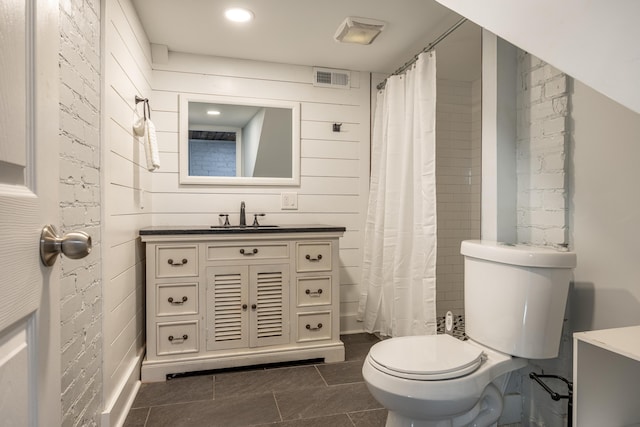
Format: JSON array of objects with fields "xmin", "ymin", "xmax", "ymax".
[{"xmin": 40, "ymin": 224, "xmax": 92, "ymax": 267}]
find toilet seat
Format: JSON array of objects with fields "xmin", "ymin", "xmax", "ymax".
[{"xmin": 368, "ymin": 334, "xmax": 485, "ymax": 380}]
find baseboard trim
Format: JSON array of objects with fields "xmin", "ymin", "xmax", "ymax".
[
  {"xmin": 340, "ymin": 314, "xmax": 365, "ymax": 334},
  {"xmin": 101, "ymin": 349, "xmax": 144, "ymax": 427}
]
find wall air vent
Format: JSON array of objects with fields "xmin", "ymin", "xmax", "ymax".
[{"xmin": 313, "ymin": 67, "xmax": 350, "ymax": 89}]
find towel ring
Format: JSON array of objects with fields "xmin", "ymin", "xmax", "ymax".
[
  {"xmin": 134, "ymin": 96, "xmax": 151, "ymax": 119},
  {"xmin": 144, "ymin": 100, "xmax": 151, "ymax": 119}
]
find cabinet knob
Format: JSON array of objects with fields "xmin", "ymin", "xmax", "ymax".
[
  {"xmin": 306, "ymin": 323, "xmax": 323, "ymax": 331},
  {"xmin": 305, "ymin": 254, "xmax": 322, "ymax": 261},
  {"xmin": 251, "ymin": 303, "xmax": 257, "ymax": 310},
  {"xmin": 239, "ymin": 248, "xmax": 258, "ymax": 256},
  {"xmin": 168, "ymin": 258, "xmax": 188, "ymax": 266},
  {"xmin": 168, "ymin": 296, "xmax": 188, "ymax": 304},
  {"xmin": 242, "ymin": 304, "xmax": 248, "ymax": 310},
  {"xmin": 168, "ymin": 334, "xmax": 188, "ymax": 342},
  {"xmin": 305, "ymin": 289, "xmax": 323, "ymax": 296}
]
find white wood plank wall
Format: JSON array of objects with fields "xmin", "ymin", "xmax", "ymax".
[
  {"xmin": 149, "ymin": 52, "xmax": 371, "ymax": 333},
  {"xmin": 103, "ymin": 0, "xmax": 153, "ymax": 421}
]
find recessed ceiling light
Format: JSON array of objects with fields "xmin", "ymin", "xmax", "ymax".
[
  {"xmin": 207, "ymin": 110, "xmax": 221, "ymax": 116},
  {"xmin": 224, "ymin": 8, "xmax": 254, "ymax": 23}
]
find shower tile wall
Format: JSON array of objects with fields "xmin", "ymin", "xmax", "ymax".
[
  {"xmin": 435, "ymin": 79, "xmax": 481, "ymax": 318},
  {"xmin": 471, "ymin": 80, "xmax": 482, "ymax": 238}
]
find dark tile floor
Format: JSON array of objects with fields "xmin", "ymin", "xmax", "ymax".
[{"xmin": 124, "ymin": 334, "xmax": 387, "ymax": 427}]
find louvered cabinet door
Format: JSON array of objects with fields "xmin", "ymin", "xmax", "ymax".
[
  {"xmin": 249, "ymin": 264, "xmax": 290, "ymax": 347},
  {"xmin": 206, "ymin": 266, "xmax": 249, "ymax": 351}
]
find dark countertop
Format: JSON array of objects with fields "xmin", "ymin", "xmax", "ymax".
[{"xmin": 139, "ymin": 224, "xmax": 346, "ymax": 236}]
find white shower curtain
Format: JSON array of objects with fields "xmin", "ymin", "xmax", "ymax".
[{"xmin": 357, "ymin": 51, "xmax": 437, "ymax": 337}]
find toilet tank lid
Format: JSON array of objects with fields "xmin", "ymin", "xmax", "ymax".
[{"xmin": 461, "ymin": 240, "xmax": 576, "ymax": 268}]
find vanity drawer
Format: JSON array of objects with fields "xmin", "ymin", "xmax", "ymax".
[
  {"xmin": 156, "ymin": 283, "xmax": 198, "ymax": 316},
  {"xmin": 157, "ymin": 321, "xmax": 199, "ymax": 355},
  {"xmin": 207, "ymin": 243, "xmax": 288, "ymax": 261},
  {"xmin": 297, "ymin": 311, "xmax": 331, "ymax": 342},
  {"xmin": 296, "ymin": 276, "xmax": 331, "ymax": 307},
  {"xmin": 296, "ymin": 242, "xmax": 332, "ymax": 272},
  {"xmin": 156, "ymin": 245, "xmax": 198, "ymax": 278}
]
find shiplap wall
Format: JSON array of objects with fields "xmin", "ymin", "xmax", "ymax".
[
  {"xmin": 102, "ymin": 0, "xmax": 152, "ymax": 423},
  {"xmin": 149, "ymin": 52, "xmax": 371, "ymax": 332}
]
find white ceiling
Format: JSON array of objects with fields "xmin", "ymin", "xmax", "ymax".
[{"xmin": 131, "ymin": 0, "xmax": 481, "ymax": 81}]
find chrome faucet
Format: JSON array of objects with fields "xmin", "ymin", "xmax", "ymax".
[{"xmin": 239, "ymin": 201, "xmax": 246, "ymax": 227}]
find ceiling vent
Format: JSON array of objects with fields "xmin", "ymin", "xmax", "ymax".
[
  {"xmin": 313, "ymin": 67, "xmax": 350, "ymax": 89},
  {"xmin": 334, "ymin": 17, "xmax": 386, "ymax": 45}
]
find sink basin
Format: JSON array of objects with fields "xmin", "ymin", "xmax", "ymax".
[{"xmin": 210, "ymin": 225, "xmax": 280, "ymax": 229}]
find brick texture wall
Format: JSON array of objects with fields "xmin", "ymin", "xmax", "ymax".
[
  {"xmin": 189, "ymin": 139, "xmax": 237, "ymax": 176},
  {"xmin": 59, "ymin": 0, "xmax": 102, "ymax": 426},
  {"xmin": 516, "ymin": 52, "xmax": 569, "ymax": 246}
]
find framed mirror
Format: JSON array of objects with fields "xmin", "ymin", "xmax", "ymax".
[{"xmin": 179, "ymin": 94, "xmax": 300, "ymax": 185}]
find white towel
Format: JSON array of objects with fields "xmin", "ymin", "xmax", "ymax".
[
  {"xmin": 144, "ymin": 119, "xmax": 160, "ymax": 171},
  {"xmin": 133, "ymin": 109, "xmax": 145, "ymax": 137}
]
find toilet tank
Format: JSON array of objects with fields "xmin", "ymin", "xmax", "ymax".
[{"xmin": 461, "ymin": 240, "xmax": 577, "ymax": 359}]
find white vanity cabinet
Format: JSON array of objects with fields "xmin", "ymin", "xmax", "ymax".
[{"xmin": 140, "ymin": 226, "xmax": 345, "ymax": 382}]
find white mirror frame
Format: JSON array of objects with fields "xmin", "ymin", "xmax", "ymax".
[{"xmin": 179, "ymin": 94, "xmax": 301, "ymax": 186}]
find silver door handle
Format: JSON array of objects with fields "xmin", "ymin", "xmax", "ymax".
[{"xmin": 40, "ymin": 225, "xmax": 92, "ymax": 267}]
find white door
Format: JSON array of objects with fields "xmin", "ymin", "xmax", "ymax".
[{"xmin": 0, "ymin": 0, "xmax": 61, "ymax": 425}]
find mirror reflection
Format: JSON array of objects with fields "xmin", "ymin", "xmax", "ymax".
[{"xmin": 179, "ymin": 95, "xmax": 300, "ymax": 185}]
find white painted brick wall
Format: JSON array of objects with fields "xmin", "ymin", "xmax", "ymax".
[
  {"xmin": 59, "ymin": 0, "xmax": 102, "ymax": 426},
  {"xmin": 515, "ymin": 51, "xmax": 572, "ymax": 427},
  {"xmin": 189, "ymin": 140, "xmax": 237, "ymax": 176},
  {"xmin": 435, "ymin": 79, "xmax": 482, "ymax": 317},
  {"xmin": 516, "ymin": 51, "xmax": 569, "ymax": 246}
]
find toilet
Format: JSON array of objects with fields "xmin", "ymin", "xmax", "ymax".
[{"xmin": 362, "ymin": 240, "xmax": 577, "ymax": 427}]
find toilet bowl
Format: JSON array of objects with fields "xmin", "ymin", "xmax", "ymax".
[
  {"xmin": 363, "ymin": 335, "xmax": 527, "ymax": 426},
  {"xmin": 362, "ymin": 240, "xmax": 577, "ymax": 427}
]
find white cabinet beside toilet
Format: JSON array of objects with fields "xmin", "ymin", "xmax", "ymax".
[{"xmin": 573, "ymin": 326, "xmax": 640, "ymax": 427}]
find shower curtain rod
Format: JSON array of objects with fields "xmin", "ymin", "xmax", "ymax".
[{"xmin": 376, "ymin": 17, "xmax": 468, "ymax": 90}]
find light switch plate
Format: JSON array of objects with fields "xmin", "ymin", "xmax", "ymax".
[{"xmin": 281, "ymin": 192, "xmax": 298, "ymax": 210}]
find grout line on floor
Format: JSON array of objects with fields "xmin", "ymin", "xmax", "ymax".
[
  {"xmin": 141, "ymin": 397, "xmax": 218, "ymax": 411},
  {"xmin": 143, "ymin": 407, "xmax": 150, "ymax": 427},
  {"xmin": 314, "ymin": 364, "xmax": 330, "ymax": 387},
  {"xmin": 271, "ymin": 391, "xmax": 284, "ymax": 424},
  {"xmin": 345, "ymin": 411, "xmax": 357, "ymax": 426}
]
